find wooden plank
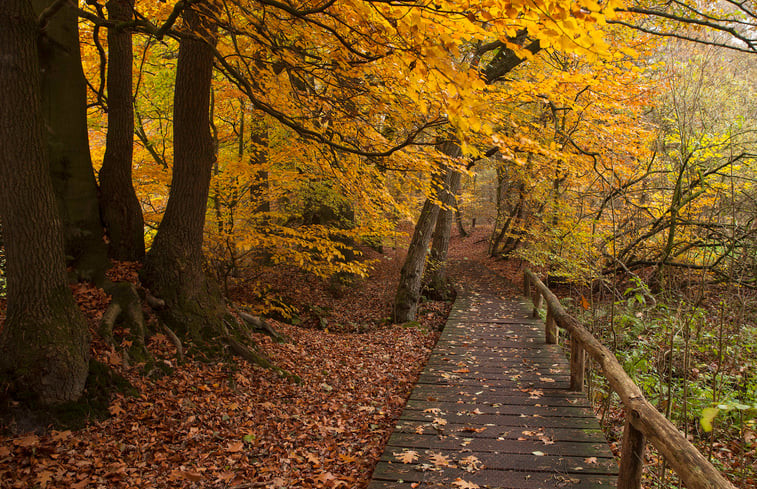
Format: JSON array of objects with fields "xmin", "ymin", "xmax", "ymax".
[
  {"xmin": 403, "ymin": 399, "xmax": 597, "ymax": 417},
  {"xmin": 379, "ymin": 450, "xmax": 618, "ymax": 475},
  {"xmin": 409, "ymin": 391, "xmax": 593, "ymax": 408},
  {"xmin": 392, "ymin": 421, "xmax": 608, "ymax": 443},
  {"xmin": 398, "ymin": 411, "xmax": 603, "ymax": 430},
  {"xmin": 369, "ymin": 293, "xmax": 619, "ymax": 489},
  {"xmin": 386, "ymin": 432, "xmax": 615, "ymax": 457},
  {"xmin": 371, "ymin": 463, "xmax": 617, "ymax": 488}
]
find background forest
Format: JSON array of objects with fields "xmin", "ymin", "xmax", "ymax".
[{"xmin": 0, "ymin": 0, "xmax": 756, "ymax": 487}]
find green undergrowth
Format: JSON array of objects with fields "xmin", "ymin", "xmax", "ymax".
[{"xmin": 570, "ymin": 281, "xmax": 756, "ymax": 486}]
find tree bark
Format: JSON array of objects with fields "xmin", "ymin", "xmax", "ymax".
[
  {"xmin": 141, "ymin": 5, "xmax": 227, "ymax": 340},
  {"xmin": 0, "ymin": 1, "xmax": 89, "ymax": 404},
  {"xmin": 250, "ymin": 111, "xmax": 271, "ymax": 214},
  {"xmin": 393, "ymin": 170, "xmax": 449, "ymax": 322},
  {"xmin": 427, "ymin": 142, "xmax": 462, "ymax": 299},
  {"xmin": 34, "ymin": 0, "xmax": 109, "ymax": 283},
  {"xmin": 99, "ymin": 0, "xmax": 145, "ymax": 261}
]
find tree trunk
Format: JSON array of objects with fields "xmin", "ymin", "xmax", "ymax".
[
  {"xmin": 141, "ymin": 6, "xmax": 227, "ymax": 340},
  {"xmin": 0, "ymin": 1, "xmax": 89, "ymax": 404},
  {"xmin": 393, "ymin": 170, "xmax": 449, "ymax": 322},
  {"xmin": 250, "ymin": 111, "xmax": 271, "ymax": 214},
  {"xmin": 99, "ymin": 0, "xmax": 145, "ymax": 261},
  {"xmin": 454, "ymin": 201, "xmax": 468, "ymax": 238},
  {"xmin": 427, "ymin": 142, "xmax": 463, "ymax": 299},
  {"xmin": 34, "ymin": 0, "xmax": 109, "ymax": 283}
]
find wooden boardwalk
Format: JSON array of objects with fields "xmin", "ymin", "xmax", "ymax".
[{"xmin": 369, "ymin": 291, "xmax": 618, "ymax": 488}]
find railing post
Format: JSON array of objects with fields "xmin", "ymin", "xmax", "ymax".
[
  {"xmin": 569, "ymin": 336, "xmax": 585, "ymax": 391},
  {"xmin": 532, "ymin": 290, "xmax": 542, "ymax": 318},
  {"xmin": 618, "ymin": 418, "xmax": 646, "ymax": 489},
  {"xmin": 545, "ymin": 308, "xmax": 558, "ymax": 344}
]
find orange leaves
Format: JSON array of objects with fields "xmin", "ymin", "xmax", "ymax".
[
  {"xmin": 394, "ymin": 449, "xmax": 420, "ymax": 463},
  {"xmin": 0, "ymin": 264, "xmax": 445, "ymax": 489},
  {"xmin": 226, "ymin": 440, "xmax": 245, "ymax": 453},
  {"xmin": 452, "ymin": 478, "xmax": 480, "ymax": 489}
]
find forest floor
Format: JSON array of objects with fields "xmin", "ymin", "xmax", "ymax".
[
  {"xmin": 2, "ymin": 226, "xmax": 753, "ymax": 488},
  {"xmin": 0, "ymin": 227, "xmax": 510, "ymax": 489}
]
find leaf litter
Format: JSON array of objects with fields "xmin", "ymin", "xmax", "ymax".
[{"xmin": 0, "ymin": 250, "xmax": 450, "ymax": 489}]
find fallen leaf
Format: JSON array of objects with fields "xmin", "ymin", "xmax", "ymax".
[
  {"xmin": 13, "ymin": 434, "xmax": 39, "ymax": 447},
  {"xmin": 532, "ymin": 451, "xmax": 545, "ymax": 456},
  {"xmin": 584, "ymin": 457, "xmax": 598, "ymax": 464},
  {"xmin": 227, "ymin": 441, "xmax": 244, "ymax": 453},
  {"xmin": 429, "ymin": 452, "xmax": 452, "ymax": 467},
  {"xmin": 452, "ymin": 478, "xmax": 480, "ymax": 489},
  {"xmin": 36, "ymin": 470, "xmax": 54, "ymax": 488},
  {"xmin": 394, "ymin": 450, "xmax": 419, "ymax": 464},
  {"xmin": 172, "ymin": 470, "xmax": 203, "ymax": 482}
]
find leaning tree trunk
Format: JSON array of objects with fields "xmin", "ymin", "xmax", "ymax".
[
  {"xmin": 99, "ymin": 0, "xmax": 145, "ymax": 261},
  {"xmin": 393, "ymin": 170, "xmax": 450, "ymax": 322},
  {"xmin": 427, "ymin": 142, "xmax": 463, "ymax": 299},
  {"xmin": 34, "ymin": 0, "xmax": 109, "ymax": 283},
  {"xmin": 0, "ymin": 1, "xmax": 89, "ymax": 404},
  {"xmin": 141, "ymin": 7, "xmax": 227, "ymax": 340}
]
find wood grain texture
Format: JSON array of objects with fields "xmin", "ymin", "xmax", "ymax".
[{"xmin": 370, "ymin": 291, "xmax": 618, "ymax": 488}]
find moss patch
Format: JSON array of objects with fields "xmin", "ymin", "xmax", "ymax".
[{"xmin": 0, "ymin": 359, "xmax": 137, "ymax": 434}]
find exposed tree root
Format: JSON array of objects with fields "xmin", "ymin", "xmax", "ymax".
[
  {"xmin": 142, "ymin": 292, "xmax": 298, "ymax": 381},
  {"xmin": 99, "ymin": 281, "xmax": 151, "ymax": 364},
  {"xmin": 221, "ymin": 318, "xmax": 301, "ymax": 383},
  {"xmin": 233, "ymin": 306, "xmax": 288, "ymax": 343},
  {"xmin": 160, "ymin": 323, "xmax": 184, "ymax": 362}
]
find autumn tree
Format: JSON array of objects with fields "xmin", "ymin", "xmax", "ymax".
[
  {"xmin": 140, "ymin": 4, "xmax": 230, "ymax": 340},
  {"xmin": 98, "ymin": 0, "xmax": 145, "ymax": 261},
  {"xmin": 0, "ymin": 1, "xmax": 89, "ymax": 404},
  {"xmin": 602, "ymin": 41, "xmax": 757, "ymax": 289}
]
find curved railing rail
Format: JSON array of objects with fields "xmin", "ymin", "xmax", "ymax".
[{"xmin": 523, "ymin": 269, "xmax": 737, "ymax": 489}]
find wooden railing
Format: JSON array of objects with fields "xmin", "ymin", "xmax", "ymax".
[{"xmin": 523, "ymin": 269, "xmax": 737, "ymax": 489}]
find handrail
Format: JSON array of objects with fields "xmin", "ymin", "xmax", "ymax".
[{"xmin": 523, "ymin": 269, "xmax": 737, "ymax": 489}]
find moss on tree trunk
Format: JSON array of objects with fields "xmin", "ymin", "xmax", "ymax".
[
  {"xmin": 140, "ymin": 6, "xmax": 229, "ymax": 344},
  {"xmin": 0, "ymin": 1, "xmax": 89, "ymax": 405}
]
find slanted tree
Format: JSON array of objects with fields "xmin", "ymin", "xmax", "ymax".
[
  {"xmin": 0, "ymin": 0, "xmax": 89, "ymax": 404},
  {"xmin": 393, "ymin": 169, "xmax": 449, "ymax": 322},
  {"xmin": 426, "ymin": 142, "xmax": 463, "ymax": 300},
  {"xmin": 98, "ymin": 0, "xmax": 145, "ymax": 261}
]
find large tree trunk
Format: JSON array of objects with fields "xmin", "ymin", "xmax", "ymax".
[
  {"xmin": 0, "ymin": 1, "xmax": 89, "ymax": 404},
  {"xmin": 141, "ymin": 6, "xmax": 227, "ymax": 340},
  {"xmin": 393, "ymin": 170, "xmax": 449, "ymax": 322},
  {"xmin": 34, "ymin": 0, "xmax": 110, "ymax": 283},
  {"xmin": 99, "ymin": 0, "xmax": 145, "ymax": 261}
]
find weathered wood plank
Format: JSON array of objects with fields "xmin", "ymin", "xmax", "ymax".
[
  {"xmin": 403, "ymin": 399, "xmax": 597, "ymax": 417},
  {"xmin": 386, "ymin": 432, "xmax": 615, "ymax": 457},
  {"xmin": 369, "ymin": 292, "xmax": 619, "ymax": 488},
  {"xmin": 379, "ymin": 450, "xmax": 619, "ymax": 475},
  {"xmin": 371, "ymin": 462, "xmax": 617, "ymax": 488}
]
